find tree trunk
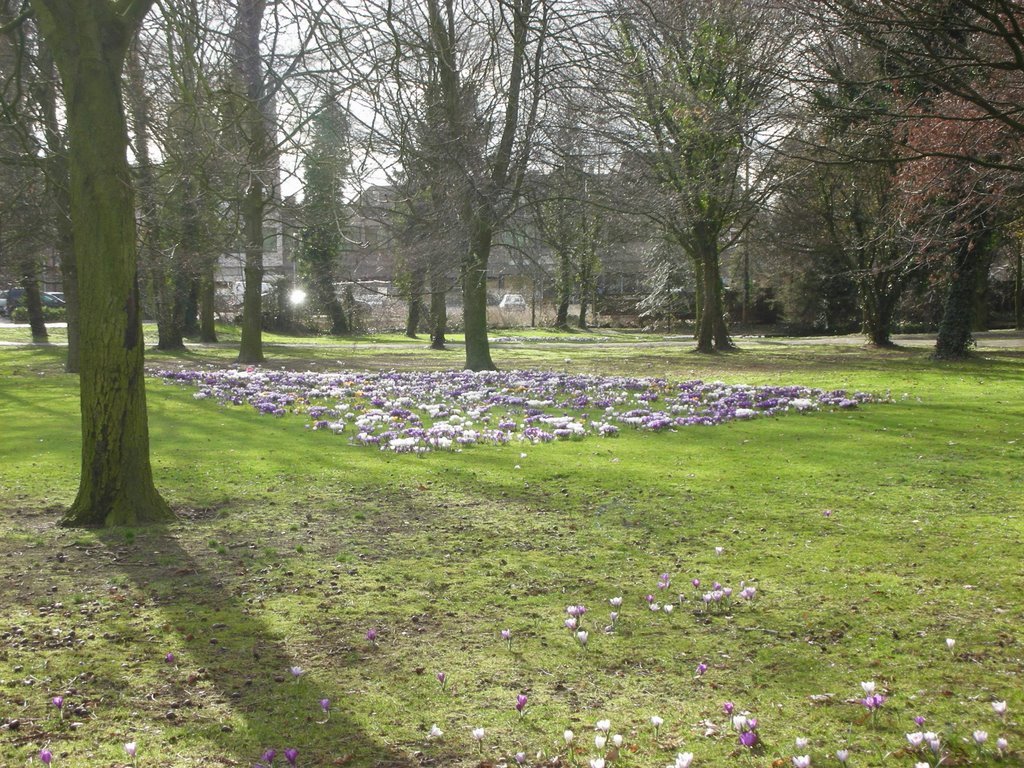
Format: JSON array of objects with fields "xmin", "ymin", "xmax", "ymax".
[
  {"xmin": 1015, "ymin": 240, "xmax": 1022, "ymax": 331},
  {"xmin": 696, "ymin": 247, "xmax": 734, "ymax": 352},
  {"xmin": 57, "ymin": 224, "xmax": 80, "ymax": 371},
  {"xmin": 21, "ymin": 268, "xmax": 49, "ymax": 343},
  {"xmin": 405, "ymin": 266, "xmax": 425, "ymax": 338},
  {"xmin": 429, "ymin": 270, "xmax": 447, "ymax": 349},
  {"xmin": 554, "ymin": 250, "xmax": 572, "ymax": 329},
  {"xmin": 935, "ymin": 215, "xmax": 990, "ymax": 360},
  {"xmin": 462, "ymin": 223, "xmax": 496, "ymax": 371},
  {"xmin": 31, "ymin": 0, "xmax": 172, "ymax": 527},
  {"xmin": 237, "ymin": 182, "xmax": 265, "ymax": 363},
  {"xmin": 199, "ymin": 266, "xmax": 218, "ymax": 342}
]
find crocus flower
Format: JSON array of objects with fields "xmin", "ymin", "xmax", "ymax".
[
  {"xmin": 835, "ymin": 749, "xmax": 849, "ymax": 764},
  {"xmin": 124, "ymin": 742, "xmax": 137, "ymax": 762},
  {"xmin": 52, "ymin": 696, "xmax": 64, "ymax": 711},
  {"xmin": 516, "ymin": 694, "xmax": 528, "ymax": 715},
  {"xmin": 993, "ymin": 700, "xmax": 1007, "ymax": 716},
  {"xmin": 284, "ymin": 748, "xmax": 298, "ymax": 766},
  {"xmin": 715, "ymin": 546, "xmax": 724, "ymax": 555},
  {"xmin": 796, "ymin": 737, "xmax": 809, "ymax": 749},
  {"xmin": 576, "ymin": 630, "xmax": 589, "ymax": 647},
  {"xmin": 723, "ymin": 701, "xmax": 734, "ymax": 715},
  {"xmin": 658, "ymin": 573, "xmax": 671, "ymax": 589},
  {"xmin": 674, "ymin": 754, "xmax": 694, "ymax": 768},
  {"xmin": 946, "ymin": 638, "xmax": 956, "ymax": 652},
  {"xmin": 564, "ymin": 730, "xmax": 575, "ymax": 744},
  {"xmin": 739, "ymin": 730, "xmax": 758, "ymax": 748},
  {"xmin": 860, "ymin": 681, "xmax": 875, "ymax": 695},
  {"xmin": 906, "ymin": 732, "xmax": 924, "ymax": 749},
  {"xmin": 595, "ymin": 734, "xmax": 607, "ymax": 750},
  {"xmin": 320, "ymin": 698, "xmax": 330, "ymax": 713},
  {"xmin": 515, "ymin": 752, "xmax": 526, "ymax": 765},
  {"xmin": 914, "ymin": 715, "xmax": 926, "ymax": 727},
  {"xmin": 595, "ymin": 719, "xmax": 611, "ymax": 733},
  {"xmin": 589, "ymin": 759, "xmax": 605, "ymax": 768},
  {"xmin": 565, "ymin": 618, "xmax": 578, "ymax": 631},
  {"xmin": 692, "ymin": 579, "xmax": 700, "ymax": 589},
  {"xmin": 429, "ymin": 724, "xmax": 443, "ymax": 739},
  {"xmin": 365, "ymin": 628, "xmax": 377, "ymax": 643},
  {"xmin": 663, "ymin": 604, "xmax": 674, "ymax": 613},
  {"xmin": 609, "ymin": 597, "xmax": 622, "ymax": 607},
  {"xmin": 262, "ymin": 749, "xmax": 277, "ymax": 763},
  {"xmin": 732, "ymin": 715, "xmax": 748, "ymax": 732},
  {"xmin": 696, "ymin": 662, "xmax": 707, "ymax": 676},
  {"xmin": 915, "ymin": 763, "xmax": 930, "ymax": 768},
  {"xmin": 997, "ymin": 737, "xmax": 1009, "ymax": 754},
  {"xmin": 651, "ymin": 715, "xmax": 664, "ymax": 736},
  {"xmin": 164, "ymin": 652, "xmax": 175, "ymax": 664},
  {"xmin": 40, "ymin": 749, "xmax": 52, "ymax": 765},
  {"xmin": 974, "ymin": 731, "xmax": 988, "ymax": 745},
  {"xmin": 501, "ymin": 628, "xmax": 512, "ymax": 649},
  {"xmin": 472, "ymin": 728, "xmax": 485, "ymax": 751},
  {"xmin": 289, "ymin": 666, "xmax": 304, "ymax": 678},
  {"xmin": 793, "ymin": 756, "xmax": 811, "ymax": 768},
  {"xmin": 612, "ymin": 734, "xmax": 623, "ymax": 747}
]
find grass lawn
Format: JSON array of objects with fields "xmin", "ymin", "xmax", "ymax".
[{"xmin": 0, "ymin": 335, "xmax": 1021, "ymax": 768}]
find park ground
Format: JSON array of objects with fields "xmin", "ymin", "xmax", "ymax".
[{"xmin": 0, "ymin": 329, "xmax": 1022, "ymax": 767}]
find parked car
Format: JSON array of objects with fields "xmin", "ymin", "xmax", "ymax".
[
  {"xmin": 498, "ymin": 293, "xmax": 527, "ymax": 310},
  {"xmin": 2, "ymin": 288, "xmax": 67, "ymax": 316}
]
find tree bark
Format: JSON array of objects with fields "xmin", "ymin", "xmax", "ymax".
[
  {"xmin": 429, "ymin": 269, "xmax": 447, "ymax": 349},
  {"xmin": 934, "ymin": 216, "xmax": 990, "ymax": 360},
  {"xmin": 21, "ymin": 267, "xmax": 48, "ymax": 343},
  {"xmin": 237, "ymin": 182, "xmax": 266, "ymax": 363},
  {"xmin": 31, "ymin": 0, "xmax": 172, "ymax": 527},
  {"xmin": 462, "ymin": 222, "xmax": 496, "ymax": 370},
  {"xmin": 1015, "ymin": 240, "xmax": 1022, "ymax": 331},
  {"xmin": 199, "ymin": 265, "xmax": 218, "ymax": 342}
]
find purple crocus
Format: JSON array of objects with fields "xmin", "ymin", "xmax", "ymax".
[
  {"xmin": 516, "ymin": 693, "xmax": 528, "ymax": 715},
  {"xmin": 658, "ymin": 573, "xmax": 671, "ymax": 590},
  {"xmin": 501, "ymin": 628, "xmax": 512, "ymax": 649},
  {"xmin": 262, "ymin": 748, "xmax": 277, "ymax": 764},
  {"xmin": 165, "ymin": 652, "xmax": 176, "ymax": 664},
  {"xmin": 692, "ymin": 579, "xmax": 700, "ymax": 589},
  {"xmin": 914, "ymin": 716, "xmax": 926, "ymax": 727},
  {"xmin": 436, "ymin": 671, "xmax": 447, "ymax": 689},
  {"xmin": 696, "ymin": 662, "xmax": 708, "ymax": 676},
  {"xmin": 284, "ymin": 748, "xmax": 298, "ymax": 766},
  {"xmin": 739, "ymin": 730, "xmax": 758, "ymax": 748},
  {"xmin": 320, "ymin": 698, "xmax": 330, "ymax": 713},
  {"xmin": 366, "ymin": 628, "xmax": 377, "ymax": 644},
  {"xmin": 723, "ymin": 701, "xmax": 734, "ymax": 715},
  {"xmin": 40, "ymin": 749, "xmax": 52, "ymax": 766}
]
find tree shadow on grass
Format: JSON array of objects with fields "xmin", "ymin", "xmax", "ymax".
[{"xmin": 94, "ymin": 523, "xmax": 417, "ymax": 768}]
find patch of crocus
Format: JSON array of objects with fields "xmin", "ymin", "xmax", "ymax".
[
  {"xmin": 835, "ymin": 749, "xmax": 849, "ymax": 764},
  {"xmin": 516, "ymin": 694, "xmax": 528, "ymax": 716},
  {"xmin": 576, "ymin": 630, "xmax": 589, "ymax": 647},
  {"xmin": 365, "ymin": 628, "xmax": 377, "ymax": 644},
  {"xmin": 40, "ymin": 749, "xmax": 52, "ymax": 765},
  {"xmin": 289, "ymin": 666, "xmax": 304, "ymax": 679},
  {"xmin": 793, "ymin": 756, "xmax": 811, "ymax": 768},
  {"xmin": 861, "ymin": 693, "xmax": 885, "ymax": 712},
  {"xmin": 673, "ymin": 753, "xmax": 694, "ymax": 768},
  {"xmin": 993, "ymin": 700, "xmax": 1007, "ymax": 716},
  {"xmin": 284, "ymin": 748, "xmax": 298, "ymax": 766},
  {"xmin": 429, "ymin": 724, "xmax": 443, "ymax": 739}
]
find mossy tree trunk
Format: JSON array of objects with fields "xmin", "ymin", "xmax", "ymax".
[
  {"xmin": 31, "ymin": 0, "xmax": 173, "ymax": 527},
  {"xmin": 429, "ymin": 270, "xmax": 447, "ymax": 350},
  {"xmin": 935, "ymin": 211, "xmax": 991, "ymax": 360},
  {"xmin": 20, "ymin": 267, "xmax": 48, "ymax": 342},
  {"xmin": 462, "ymin": 220, "xmax": 496, "ymax": 371}
]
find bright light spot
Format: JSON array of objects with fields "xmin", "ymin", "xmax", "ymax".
[{"xmin": 289, "ymin": 288, "xmax": 307, "ymax": 305}]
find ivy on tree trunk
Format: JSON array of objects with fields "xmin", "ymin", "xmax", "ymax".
[{"xmin": 31, "ymin": 0, "xmax": 172, "ymax": 527}]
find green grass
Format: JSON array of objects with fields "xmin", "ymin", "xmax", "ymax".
[{"xmin": 0, "ymin": 337, "xmax": 1022, "ymax": 767}]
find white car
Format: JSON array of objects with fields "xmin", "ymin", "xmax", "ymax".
[{"xmin": 499, "ymin": 293, "xmax": 527, "ymax": 310}]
